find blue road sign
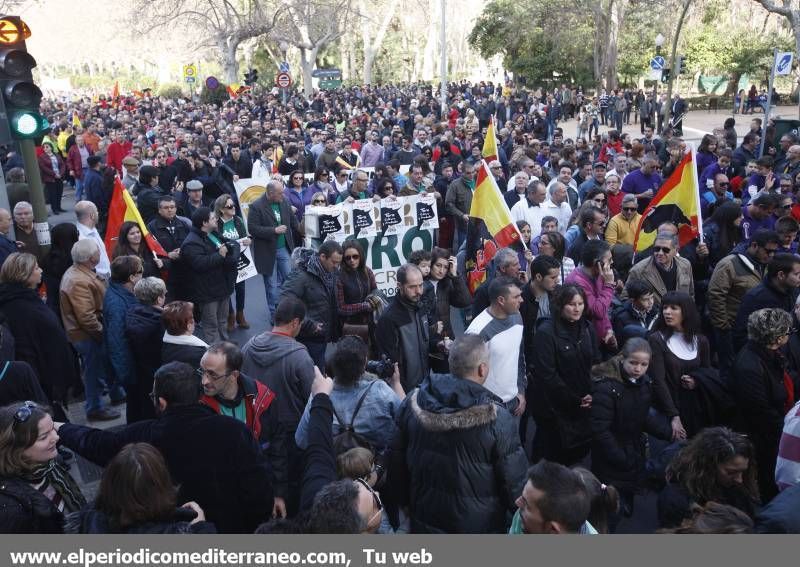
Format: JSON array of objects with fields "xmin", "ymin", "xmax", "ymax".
[
  {"xmin": 650, "ymin": 56, "xmax": 665, "ymax": 70},
  {"xmin": 279, "ymin": 61, "xmax": 290, "ymax": 73},
  {"xmin": 776, "ymin": 52, "xmax": 794, "ymax": 75}
]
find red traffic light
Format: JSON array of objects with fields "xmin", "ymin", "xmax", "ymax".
[
  {"xmin": 3, "ymin": 80, "xmax": 41, "ymax": 108},
  {"xmin": 0, "ymin": 49, "xmax": 35, "ymax": 77}
]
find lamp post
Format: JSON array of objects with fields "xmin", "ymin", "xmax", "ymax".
[
  {"xmin": 654, "ymin": 33, "xmax": 664, "ymax": 132},
  {"xmin": 279, "ymin": 40, "xmax": 289, "ymax": 105}
]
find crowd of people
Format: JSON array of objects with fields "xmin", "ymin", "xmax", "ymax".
[{"xmin": 1, "ymin": 79, "xmax": 800, "ymax": 535}]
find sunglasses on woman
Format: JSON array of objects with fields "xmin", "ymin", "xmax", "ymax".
[{"xmin": 12, "ymin": 401, "xmax": 38, "ymax": 429}]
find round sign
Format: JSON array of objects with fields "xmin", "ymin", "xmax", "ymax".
[
  {"xmin": 205, "ymin": 76, "xmax": 219, "ymax": 90},
  {"xmin": 276, "ymin": 72, "xmax": 292, "ymax": 88}
]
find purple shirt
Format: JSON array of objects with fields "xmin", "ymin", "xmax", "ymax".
[
  {"xmin": 622, "ymin": 168, "xmax": 662, "ymax": 212},
  {"xmin": 740, "ymin": 205, "xmax": 776, "ymax": 241}
]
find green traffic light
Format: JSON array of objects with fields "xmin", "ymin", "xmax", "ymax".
[{"xmin": 10, "ymin": 111, "xmax": 48, "ymax": 138}]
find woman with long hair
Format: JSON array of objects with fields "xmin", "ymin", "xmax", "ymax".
[
  {"xmin": 530, "ymin": 285, "xmax": 599, "ymax": 466},
  {"xmin": 703, "ymin": 200, "xmax": 742, "ymax": 269},
  {"xmin": 214, "ymin": 194, "xmax": 251, "ymax": 331},
  {"xmin": 537, "ymin": 230, "xmax": 575, "ymax": 283},
  {"xmin": 66, "ymin": 443, "xmax": 214, "ymax": 533},
  {"xmin": 648, "ymin": 291, "xmax": 714, "ymax": 441},
  {"xmin": 336, "ymin": 240, "xmax": 378, "ymax": 345},
  {"xmin": 696, "ymin": 134, "xmax": 719, "ymax": 179},
  {"xmin": 112, "ymin": 221, "xmax": 164, "ymax": 278},
  {"xmin": 658, "ymin": 427, "xmax": 759, "ymax": 529},
  {"xmin": 0, "ymin": 401, "xmax": 86, "ymax": 532}
]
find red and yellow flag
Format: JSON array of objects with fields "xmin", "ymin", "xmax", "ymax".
[
  {"xmin": 104, "ymin": 177, "xmax": 168, "ymax": 258},
  {"xmin": 470, "ymin": 160, "xmax": 520, "ymax": 248},
  {"xmin": 111, "ymin": 81, "xmax": 119, "ymax": 100},
  {"xmin": 633, "ymin": 148, "xmax": 702, "ymax": 252},
  {"xmin": 482, "ymin": 116, "xmax": 499, "ymax": 163}
]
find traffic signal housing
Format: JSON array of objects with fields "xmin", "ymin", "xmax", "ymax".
[
  {"xmin": 0, "ymin": 16, "xmax": 48, "ymax": 142},
  {"xmin": 243, "ymin": 68, "xmax": 259, "ymax": 86},
  {"xmin": 677, "ymin": 55, "xmax": 687, "ymax": 75},
  {"xmin": 661, "ymin": 68, "xmax": 671, "ymax": 83}
]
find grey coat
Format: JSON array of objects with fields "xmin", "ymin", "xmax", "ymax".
[{"xmin": 247, "ymin": 195, "xmax": 298, "ymax": 276}]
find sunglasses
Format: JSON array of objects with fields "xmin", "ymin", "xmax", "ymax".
[
  {"xmin": 344, "ymin": 254, "xmax": 360, "ymax": 260},
  {"xmin": 653, "ymin": 246, "xmax": 673, "ymax": 254},
  {"xmin": 781, "ymin": 204, "xmax": 793, "ymax": 209},
  {"xmin": 12, "ymin": 401, "xmax": 38, "ymax": 429},
  {"xmin": 622, "ymin": 206, "xmax": 638, "ymax": 212},
  {"xmin": 223, "ymin": 204, "xmax": 234, "ymax": 209},
  {"xmin": 354, "ymin": 477, "xmax": 383, "ymax": 523}
]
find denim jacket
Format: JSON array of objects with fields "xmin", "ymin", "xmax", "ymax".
[{"xmin": 295, "ymin": 375, "xmax": 401, "ymax": 451}]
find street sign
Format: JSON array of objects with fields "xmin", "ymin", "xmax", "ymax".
[
  {"xmin": 0, "ymin": 19, "xmax": 21, "ymax": 43},
  {"xmin": 279, "ymin": 61, "xmax": 290, "ymax": 73},
  {"xmin": 205, "ymin": 76, "xmax": 219, "ymax": 90},
  {"xmin": 775, "ymin": 52, "xmax": 794, "ymax": 76},
  {"xmin": 183, "ymin": 64, "xmax": 197, "ymax": 84},
  {"xmin": 649, "ymin": 69, "xmax": 663, "ymax": 81},
  {"xmin": 276, "ymin": 72, "xmax": 292, "ymax": 88},
  {"xmin": 650, "ymin": 56, "xmax": 665, "ymax": 70},
  {"xmin": 319, "ymin": 79, "xmax": 343, "ymax": 90}
]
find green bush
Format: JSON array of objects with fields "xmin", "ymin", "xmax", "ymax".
[
  {"xmin": 158, "ymin": 83, "xmax": 185, "ymax": 99},
  {"xmin": 200, "ymin": 83, "xmax": 230, "ymax": 106}
]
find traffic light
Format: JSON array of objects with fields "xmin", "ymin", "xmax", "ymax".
[
  {"xmin": 0, "ymin": 16, "xmax": 47, "ymax": 142},
  {"xmin": 677, "ymin": 55, "xmax": 687, "ymax": 75},
  {"xmin": 661, "ymin": 68, "xmax": 671, "ymax": 83},
  {"xmin": 243, "ymin": 68, "xmax": 259, "ymax": 86}
]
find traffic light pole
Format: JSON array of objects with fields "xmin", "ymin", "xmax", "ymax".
[
  {"xmin": 19, "ymin": 138, "xmax": 50, "ymax": 253},
  {"xmin": 759, "ymin": 49, "xmax": 778, "ymax": 158},
  {"xmin": 662, "ymin": 0, "xmax": 692, "ymax": 133}
]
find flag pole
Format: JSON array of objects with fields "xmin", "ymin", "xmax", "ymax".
[{"xmin": 688, "ymin": 142, "xmax": 704, "ymax": 244}]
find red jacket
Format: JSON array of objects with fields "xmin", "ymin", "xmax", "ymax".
[
  {"xmin": 599, "ymin": 141, "xmax": 624, "ymax": 163},
  {"xmin": 66, "ymin": 144, "xmax": 93, "ymax": 180},
  {"xmin": 106, "ymin": 141, "xmax": 132, "ymax": 174},
  {"xmin": 200, "ymin": 375, "xmax": 276, "ymax": 442},
  {"xmin": 37, "ymin": 152, "xmax": 65, "ymax": 183}
]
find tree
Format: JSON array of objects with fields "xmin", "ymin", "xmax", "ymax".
[
  {"xmin": 753, "ymin": 0, "xmax": 800, "ymax": 65},
  {"xmin": 127, "ymin": 0, "xmax": 282, "ymax": 84},
  {"xmin": 276, "ymin": 0, "xmax": 353, "ymax": 98},
  {"xmin": 359, "ymin": 0, "xmax": 399, "ymax": 85}
]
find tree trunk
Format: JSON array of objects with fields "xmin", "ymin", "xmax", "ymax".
[
  {"xmin": 220, "ymin": 37, "xmax": 240, "ymax": 85},
  {"xmin": 363, "ymin": 48, "xmax": 376, "ymax": 85},
  {"xmin": 664, "ymin": 0, "xmax": 692, "ymax": 130},
  {"xmin": 340, "ymin": 36, "xmax": 351, "ymax": 82},
  {"xmin": 604, "ymin": 0, "xmax": 621, "ymax": 90},
  {"xmin": 300, "ymin": 46, "xmax": 319, "ymax": 99}
]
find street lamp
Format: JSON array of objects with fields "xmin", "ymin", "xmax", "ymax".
[
  {"xmin": 655, "ymin": 33, "xmax": 665, "ymax": 54},
  {"xmin": 279, "ymin": 40, "xmax": 289, "ymax": 104}
]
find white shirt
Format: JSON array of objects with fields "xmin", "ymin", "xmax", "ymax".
[
  {"xmin": 465, "ymin": 309, "xmax": 524, "ymax": 403},
  {"xmin": 76, "ymin": 222, "xmax": 110, "ymax": 279},
  {"xmin": 511, "ymin": 198, "xmax": 548, "ymax": 236},
  {"xmin": 541, "ymin": 199, "xmax": 572, "ymax": 235}
]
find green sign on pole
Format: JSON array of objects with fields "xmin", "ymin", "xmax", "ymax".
[{"xmin": 319, "ymin": 79, "xmax": 343, "ymax": 90}]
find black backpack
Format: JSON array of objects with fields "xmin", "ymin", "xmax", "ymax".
[{"xmin": 331, "ymin": 380, "xmax": 377, "ymax": 455}]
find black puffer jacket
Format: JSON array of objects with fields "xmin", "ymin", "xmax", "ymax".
[
  {"xmin": 0, "ymin": 477, "xmax": 64, "ymax": 533},
  {"xmin": 280, "ymin": 252, "xmax": 339, "ymax": 342},
  {"xmin": 591, "ymin": 356, "xmax": 672, "ymax": 492},
  {"xmin": 529, "ymin": 317, "xmax": 598, "ymax": 448},
  {"xmin": 391, "ymin": 373, "xmax": 527, "ymax": 534},
  {"xmin": 179, "ymin": 227, "xmax": 240, "ymax": 304}
]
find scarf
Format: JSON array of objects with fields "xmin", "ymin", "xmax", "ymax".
[
  {"xmin": 307, "ymin": 254, "xmax": 337, "ymax": 298},
  {"xmin": 20, "ymin": 459, "xmax": 86, "ymax": 513}
]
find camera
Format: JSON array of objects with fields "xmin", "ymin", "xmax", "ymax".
[{"xmin": 366, "ymin": 355, "xmax": 394, "ymax": 379}]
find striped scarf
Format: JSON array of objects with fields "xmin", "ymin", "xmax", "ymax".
[{"xmin": 21, "ymin": 460, "xmax": 86, "ymax": 513}]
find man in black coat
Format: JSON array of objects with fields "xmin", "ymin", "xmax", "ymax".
[
  {"xmin": 136, "ymin": 165, "xmax": 170, "ymax": 225},
  {"xmin": 391, "ymin": 335, "xmax": 527, "ymax": 533},
  {"xmin": 733, "ymin": 253, "xmax": 800, "ymax": 350},
  {"xmin": 55, "ymin": 361, "xmax": 275, "ymax": 533},
  {"xmin": 147, "ymin": 195, "xmax": 191, "ymax": 301},
  {"xmin": 248, "ymin": 179, "xmax": 298, "ymax": 323}
]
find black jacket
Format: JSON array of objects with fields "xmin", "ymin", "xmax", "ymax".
[
  {"xmin": 65, "ymin": 506, "xmax": 216, "ymax": 534},
  {"xmin": 591, "ymin": 357, "xmax": 672, "ymax": 491},
  {"xmin": 124, "ymin": 303, "xmax": 164, "ymax": 422},
  {"xmin": 281, "ymin": 254, "xmax": 338, "ymax": 342},
  {"xmin": 57, "ymin": 403, "xmax": 274, "ymax": 533},
  {"xmin": 375, "ymin": 295, "xmax": 434, "ymax": 392},
  {"xmin": 0, "ymin": 360, "xmax": 49, "ymax": 407},
  {"xmin": 0, "ymin": 477, "xmax": 64, "ymax": 533},
  {"xmin": 733, "ymin": 280, "xmax": 799, "ymax": 350},
  {"xmin": 299, "ymin": 394, "xmax": 338, "ymax": 513},
  {"xmin": 136, "ymin": 184, "xmax": 171, "ymax": 225},
  {"xmin": 0, "ymin": 283, "xmax": 78, "ymax": 398},
  {"xmin": 391, "ymin": 373, "xmax": 527, "ymax": 533},
  {"xmin": 161, "ymin": 338, "xmax": 207, "ymax": 370},
  {"xmin": 611, "ymin": 300, "xmax": 659, "ymax": 339},
  {"xmin": 147, "ymin": 215, "xmax": 190, "ymax": 298},
  {"xmin": 180, "ymin": 227, "xmax": 240, "ymax": 304},
  {"xmin": 529, "ymin": 317, "xmax": 598, "ymax": 449},
  {"xmin": 247, "ymin": 195, "xmax": 297, "ymax": 277}
]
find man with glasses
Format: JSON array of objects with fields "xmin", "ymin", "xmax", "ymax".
[
  {"xmin": 567, "ymin": 206, "xmax": 606, "ymax": 263},
  {"xmin": 709, "ymin": 229, "xmax": 780, "ymax": 377},
  {"xmin": 391, "ymin": 334, "xmax": 527, "ymax": 533},
  {"xmin": 336, "ymin": 170, "xmax": 369, "ymax": 203},
  {"xmin": 445, "ymin": 161, "xmax": 477, "ymax": 249},
  {"xmin": 626, "ymin": 232, "xmax": 695, "ymax": 306},
  {"xmin": 55, "ymin": 361, "xmax": 276, "ymax": 533},
  {"xmin": 622, "ymin": 155, "xmax": 663, "ymax": 214},
  {"xmin": 199, "ymin": 341, "xmax": 287, "ymax": 519},
  {"xmin": 606, "ymin": 193, "xmax": 642, "ymax": 247},
  {"xmin": 359, "ymin": 131, "xmax": 383, "ymax": 167},
  {"xmin": 148, "ymin": 195, "xmax": 190, "ymax": 300},
  {"xmin": 700, "ymin": 173, "xmax": 734, "ymax": 217}
]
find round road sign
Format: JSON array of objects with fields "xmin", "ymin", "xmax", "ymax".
[
  {"xmin": 205, "ymin": 76, "xmax": 219, "ymax": 90},
  {"xmin": 276, "ymin": 72, "xmax": 292, "ymax": 88}
]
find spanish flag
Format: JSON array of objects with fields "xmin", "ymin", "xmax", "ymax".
[
  {"xmin": 104, "ymin": 177, "xmax": 168, "ymax": 258},
  {"xmin": 466, "ymin": 160, "xmax": 521, "ymax": 293},
  {"xmin": 632, "ymin": 147, "xmax": 702, "ymax": 253},
  {"xmin": 482, "ymin": 116, "xmax": 499, "ymax": 163}
]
